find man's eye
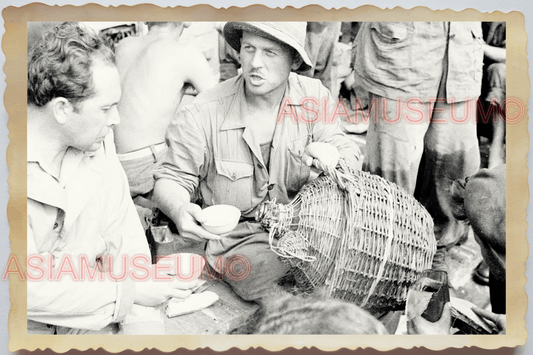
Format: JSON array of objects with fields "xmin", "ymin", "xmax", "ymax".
[
  {"xmin": 102, "ymin": 107, "xmax": 110, "ymax": 112},
  {"xmin": 266, "ymin": 50, "xmax": 276, "ymax": 57}
]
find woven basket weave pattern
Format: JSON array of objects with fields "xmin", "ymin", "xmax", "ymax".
[{"xmin": 258, "ymin": 162, "xmax": 437, "ymax": 315}]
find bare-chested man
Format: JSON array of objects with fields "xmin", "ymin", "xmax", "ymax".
[{"xmin": 114, "ymin": 22, "xmax": 216, "ymax": 203}]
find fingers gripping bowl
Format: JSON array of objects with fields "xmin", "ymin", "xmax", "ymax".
[{"xmin": 200, "ymin": 204, "xmax": 241, "ymax": 235}]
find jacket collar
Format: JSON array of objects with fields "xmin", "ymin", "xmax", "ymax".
[
  {"xmin": 220, "ymin": 75, "xmax": 247, "ymax": 131},
  {"xmin": 284, "ymin": 73, "xmax": 307, "ymax": 108}
]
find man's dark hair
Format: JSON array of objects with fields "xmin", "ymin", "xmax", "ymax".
[
  {"xmin": 27, "ymin": 22, "xmax": 115, "ymax": 110},
  {"xmin": 254, "ymin": 290, "xmax": 388, "ymax": 335}
]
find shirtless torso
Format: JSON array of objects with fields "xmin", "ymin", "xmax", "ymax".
[{"xmin": 114, "ymin": 25, "xmax": 216, "ymax": 154}]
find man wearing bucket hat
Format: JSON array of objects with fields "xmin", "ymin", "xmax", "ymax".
[{"xmin": 154, "ymin": 22, "xmax": 362, "ymax": 305}]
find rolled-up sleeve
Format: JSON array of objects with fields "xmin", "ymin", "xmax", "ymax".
[{"xmin": 154, "ymin": 106, "xmax": 207, "ymax": 197}]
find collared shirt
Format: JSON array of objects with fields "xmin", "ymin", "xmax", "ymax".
[
  {"xmin": 27, "ymin": 132, "xmax": 160, "ymax": 332},
  {"xmin": 354, "ymin": 22, "xmax": 484, "ymax": 103},
  {"xmin": 155, "ymin": 73, "xmax": 362, "ymax": 219}
]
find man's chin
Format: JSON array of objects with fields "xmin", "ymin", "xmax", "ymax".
[
  {"xmin": 85, "ymin": 141, "xmax": 103, "ymax": 153},
  {"xmin": 244, "ymin": 81, "xmax": 269, "ymax": 96}
]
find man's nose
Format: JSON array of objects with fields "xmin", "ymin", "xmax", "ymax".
[
  {"xmin": 108, "ymin": 106, "xmax": 120, "ymax": 126},
  {"xmin": 251, "ymin": 51, "xmax": 263, "ymax": 68}
]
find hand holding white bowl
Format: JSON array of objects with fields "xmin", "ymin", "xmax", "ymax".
[
  {"xmin": 176, "ymin": 203, "xmax": 222, "ymax": 241},
  {"xmin": 200, "ymin": 205, "xmax": 241, "ymax": 235}
]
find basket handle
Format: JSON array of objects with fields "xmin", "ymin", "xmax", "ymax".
[{"xmin": 311, "ymin": 158, "xmax": 355, "ymax": 191}]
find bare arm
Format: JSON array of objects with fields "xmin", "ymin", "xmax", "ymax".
[
  {"xmin": 153, "ymin": 104, "xmax": 220, "ymax": 242},
  {"xmin": 153, "ymin": 178, "xmax": 191, "ymax": 228},
  {"xmin": 483, "ymin": 44, "xmax": 506, "ymax": 63},
  {"xmin": 181, "ymin": 49, "xmax": 218, "ymax": 93}
]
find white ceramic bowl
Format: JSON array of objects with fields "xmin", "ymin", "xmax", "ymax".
[
  {"xmin": 156, "ymin": 253, "xmax": 205, "ymax": 281},
  {"xmin": 201, "ymin": 204, "xmax": 241, "ymax": 235}
]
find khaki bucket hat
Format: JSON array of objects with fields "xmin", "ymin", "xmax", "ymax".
[{"xmin": 223, "ymin": 22, "xmax": 312, "ymax": 72}]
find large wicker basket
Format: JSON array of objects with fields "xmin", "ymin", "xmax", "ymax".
[{"xmin": 256, "ymin": 160, "xmax": 437, "ymax": 315}]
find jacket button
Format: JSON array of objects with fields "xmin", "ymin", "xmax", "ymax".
[
  {"xmin": 268, "ymin": 184, "xmax": 275, "ymax": 191},
  {"xmin": 53, "ymin": 223, "xmax": 58, "ymax": 229},
  {"xmin": 257, "ymin": 164, "xmax": 263, "ymax": 169}
]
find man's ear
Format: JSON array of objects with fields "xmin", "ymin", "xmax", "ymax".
[
  {"xmin": 291, "ymin": 54, "xmax": 304, "ymax": 71},
  {"xmin": 50, "ymin": 97, "xmax": 73, "ymax": 125}
]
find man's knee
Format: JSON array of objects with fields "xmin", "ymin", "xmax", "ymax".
[
  {"xmin": 223, "ymin": 251, "xmax": 290, "ymax": 302},
  {"xmin": 486, "ymin": 63, "xmax": 506, "ymax": 87},
  {"xmin": 487, "ymin": 62, "xmax": 506, "ymax": 77}
]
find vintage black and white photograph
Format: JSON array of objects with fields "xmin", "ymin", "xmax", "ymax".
[{"xmin": 24, "ymin": 19, "xmax": 510, "ymax": 339}]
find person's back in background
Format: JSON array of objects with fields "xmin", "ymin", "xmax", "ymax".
[{"xmin": 114, "ymin": 22, "xmax": 217, "ymax": 204}]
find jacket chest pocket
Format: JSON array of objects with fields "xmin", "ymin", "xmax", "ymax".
[
  {"xmin": 286, "ymin": 136, "xmax": 311, "ymax": 196},
  {"xmin": 370, "ymin": 22, "xmax": 415, "ymax": 45},
  {"xmin": 213, "ymin": 160, "xmax": 254, "ymax": 211}
]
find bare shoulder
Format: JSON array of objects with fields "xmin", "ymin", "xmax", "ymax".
[
  {"xmin": 148, "ymin": 41, "xmax": 204, "ymax": 64},
  {"xmin": 147, "ymin": 42, "xmax": 210, "ymax": 82},
  {"xmin": 115, "ymin": 37, "xmax": 144, "ymax": 68},
  {"xmin": 119, "ymin": 39, "xmax": 213, "ymax": 87},
  {"xmin": 115, "ymin": 36, "xmax": 143, "ymax": 56}
]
